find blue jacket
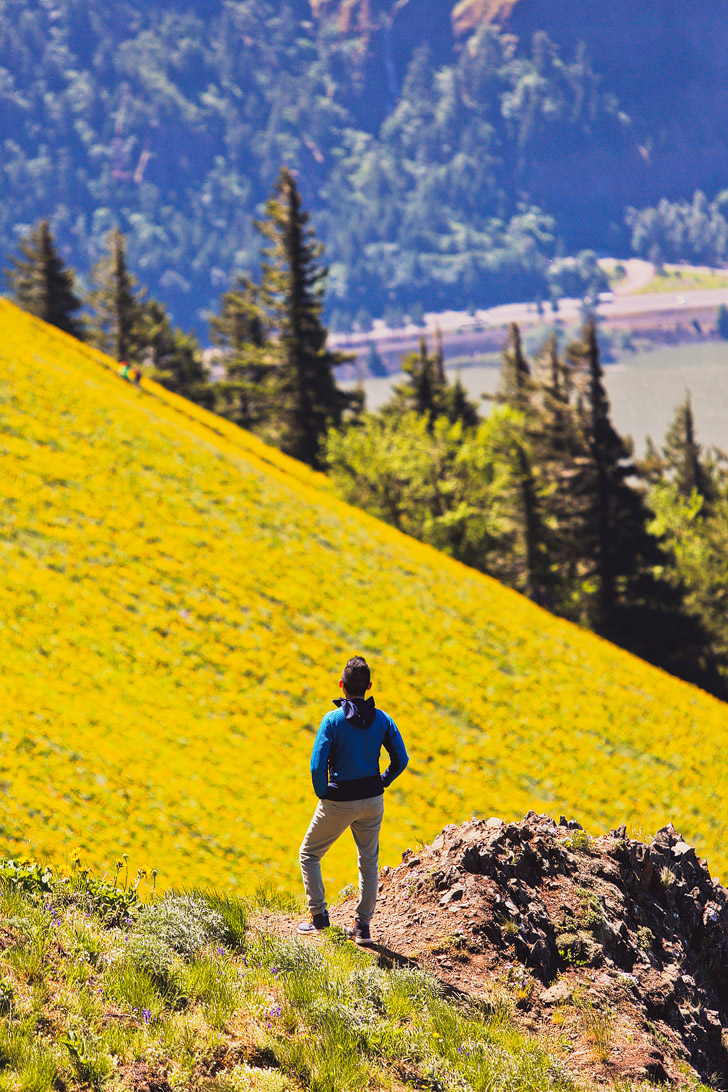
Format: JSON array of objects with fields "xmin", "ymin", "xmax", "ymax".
[{"xmin": 310, "ymin": 697, "xmax": 409, "ymax": 800}]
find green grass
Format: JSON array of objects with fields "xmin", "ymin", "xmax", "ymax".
[
  {"xmin": 635, "ymin": 267, "xmax": 728, "ymax": 293},
  {"xmin": 0, "ymin": 860, "xmax": 711, "ymax": 1092}
]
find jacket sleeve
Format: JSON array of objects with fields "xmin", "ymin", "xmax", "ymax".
[
  {"xmin": 381, "ymin": 717, "xmax": 409, "ymax": 788},
  {"xmin": 310, "ymin": 715, "xmax": 333, "ymax": 798}
]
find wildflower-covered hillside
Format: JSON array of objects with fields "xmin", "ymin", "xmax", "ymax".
[{"xmin": 1, "ymin": 299, "xmax": 727, "ymax": 892}]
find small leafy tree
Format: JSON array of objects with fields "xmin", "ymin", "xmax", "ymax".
[{"xmin": 6, "ymin": 219, "xmax": 84, "ymax": 338}]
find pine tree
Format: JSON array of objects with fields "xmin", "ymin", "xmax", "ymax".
[
  {"xmin": 490, "ymin": 323, "xmax": 557, "ymax": 603},
  {"xmin": 527, "ymin": 331, "xmax": 589, "ymax": 610},
  {"xmin": 6, "ymin": 219, "xmax": 83, "ymax": 338},
  {"xmin": 88, "ymin": 229, "xmax": 145, "ymax": 362},
  {"xmin": 497, "ymin": 322, "xmax": 531, "ymax": 408},
  {"xmin": 256, "ymin": 167, "xmax": 353, "ymax": 468},
  {"xmin": 386, "ymin": 332, "xmax": 478, "ymax": 429},
  {"xmin": 389, "ymin": 337, "xmax": 445, "ymax": 426},
  {"xmin": 209, "ymin": 276, "xmax": 274, "ymax": 429},
  {"xmin": 662, "ymin": 391, "xmax": 712, "ymax": 506},
  {"xmin": 568, "ymin": 317, "xmax": 666, "ymax": 636},
  {"xmin": 139, "ymin": 299, "xmax": 213, "ymax": 406}
]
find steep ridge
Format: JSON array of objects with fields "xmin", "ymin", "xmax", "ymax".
[
  {"xmin": 333, "ymin": 814, "xmax": 728, "ymax": 1086},
  {"xmin": 2, "ymin": 299, "xmax": 728, "ymax": 895}
]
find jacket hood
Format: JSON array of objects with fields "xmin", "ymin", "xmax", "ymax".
[{"xmin": 333, "ymin": 696, "xmax": 377, "ymax": 730}]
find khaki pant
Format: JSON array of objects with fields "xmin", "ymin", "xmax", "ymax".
[{"xmin": 299, "ymin": 795, "xmax": 384, "ymax": 924}]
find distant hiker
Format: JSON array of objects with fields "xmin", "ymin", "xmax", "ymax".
[
  {"xmin": 298, "ymin": 655, "xmax": 409, "ymax": 946},
  {"xmin": 130, "ymin": 363, "xmax": 142, "ymax": 387},
  {"xmin": 118, "ymin": 360, "xmax": 130, "ymax": 381}
]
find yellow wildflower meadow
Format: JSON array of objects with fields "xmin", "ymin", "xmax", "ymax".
[{"xmin": 1, "ymin": 298, "xmax": 728, "ymax": 894}]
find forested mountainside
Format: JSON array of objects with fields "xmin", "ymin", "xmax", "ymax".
[{"xmin": 2, "ymin": 0, "xmax": 727, "ymax": 333}]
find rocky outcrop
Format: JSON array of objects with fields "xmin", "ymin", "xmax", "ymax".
[{"xmin": 350, "ymin": 813, "xmax": 728, "ymax": 1086}]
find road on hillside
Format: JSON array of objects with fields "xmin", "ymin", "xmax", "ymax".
[
  {"xmin": 329, "ymin": 261, "xmax": 728, "ymax": 371},
  {"xmin": 480, "ymin": 286, "xmax": 728, "ymax": 329}
]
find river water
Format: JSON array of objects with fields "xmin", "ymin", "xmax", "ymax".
[{"xmin": 353, "ymin": 342, "xmax": 728, "ymax": 454}]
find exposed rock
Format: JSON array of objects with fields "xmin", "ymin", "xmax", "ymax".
[
  {"xmin": 336, "ymin": 812, "xmax": 728, "ymax": 1087},
  {"xmin": 541, "ymin": 980, "xmax": 572, "ymax": 1005}
]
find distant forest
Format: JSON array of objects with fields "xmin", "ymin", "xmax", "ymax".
[{"xmin": 2, "ymin": 0, "xmax": 728, "ymax": 335}]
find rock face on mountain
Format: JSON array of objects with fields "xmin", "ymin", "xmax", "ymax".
[{"xmin": 338, "ymin": 813, "xmax": 728, "ymax": 1085}]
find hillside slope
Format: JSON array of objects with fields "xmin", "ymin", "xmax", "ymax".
[{"xmin": 1, "ymin": 298, "xmax": 728, "ymax": 894}]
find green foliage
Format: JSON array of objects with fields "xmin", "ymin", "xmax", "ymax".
[
  {"xmin": 0, "ymin": 977, "xmax": 15, "ymax": 1015},
  {"xmin": 69, "ymin": 871, "xmax": 140, "ymax": 926},
  {"xmin": 134, "ymin": 893, "xmax": 228, "ymax": 958},
  {"xmin": 256, "ymin": 167, "xmax": 357, "ymax": 468},
  {"xmin": 386, "ymin": 333, "xmax": 478, "ymax": 429},
  {"xmin": 661, "ymin": 392, "xmax": 713, "ymax": 505},
  {"xmin": 202, "ymin": 892, "xmax": 249, "ymax": 951},
  {"xmin": 4, "ymin": 220, "xmax": 84, "ymax": 338},
  {"xmin": 329, "ymin": 318, "xmax": 721, "ymax": 695},
  {"xmin": 0, "ymin": 859, "xmax": 54, "ymax": 896},
  {"xmin": 88, "ymin": 229, "xmax": 146, "ymax": 363},
  {"xmin": 0, "ymin": 0, "xmax": 689, "ymax": 330},
  {"xmin": 569, "ymin": 830, "xmax": 591, "ymax": 854},
  {"xmin": 636, "ymin": 926, "xmax": 656, "ymax": 952},
  {"xmin": 61, "ymin": 1028, "xmax": 114, "ymax": 1090},
  {"xmin": 627, "ymin": 191, "xmax": 728, "ymax": 267}
]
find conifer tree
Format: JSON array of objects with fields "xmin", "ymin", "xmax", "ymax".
[
  {"xmin": 88, "ymin": 229, "xmax": 145, "ymax": 362},
  {"xmin": 389, "ymin": 337, "xmax": 445, "ymax": 426},
  {"xmin": 139, "ymin": 299, "xmax": 213, "ymax": 406},
  {"xmin": 662, "ymin": 391, "xmax": 712, "ymax": 506},
  {"xmin": 497, "ymin": 322, "xmax": 531, "ymax": 408},
  {"xmin": 527, "ymin": 331, "xmax": 589, "ymax": 609},
  {"xmin": 256, "ymin": 167, "xmax": 353, "ymax": 468},
  {"xmin": 6, "ymin": 220, "xmax": 83, "ymax": 338},
  {"xmin": 387, "ymin": 332, "xmax": 478, "ymax": 429},
  {"xmin": 209, "ymin": 276, "xmax": 274, "ymax": 429},
  {"xmin": 568, "ymin": 318, "xmax": 665, "ymax": 636},
  {"xmin": 490, "ymin": 323, "xmax": 556, "ymax": 603}
]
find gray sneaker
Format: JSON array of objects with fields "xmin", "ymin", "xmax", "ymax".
[
  {"xmin": 346, "ymin": 919, "xmax": 374, "ymax": 946},
  {"xmin": 297, "ymin": 911, "xmax": 330, "ymax": 934}
]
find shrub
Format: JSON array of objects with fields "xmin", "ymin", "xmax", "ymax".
[
  {"xmin": 0, "ymin": 859, "xmax": 54, "ymax": 896},
  {"xmin": 636, "ymin": 926, "xmax": 656, "ymax": 952},
  {"xmin": 134, "ymin": 894, "xmax": 227, "ymax": 959},
  {"xmin": 0, "ymin": 977, "xmax": 14, "ymax": 1014}
]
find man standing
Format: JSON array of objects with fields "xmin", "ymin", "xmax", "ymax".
[{"xmin": 298, "ymin": 655, "xmax": 409, "ymax": 945}]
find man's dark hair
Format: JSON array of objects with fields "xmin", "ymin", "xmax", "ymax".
[{"xmin": 342, "ymin": 656, "xmax": 370, "ymax": 695}]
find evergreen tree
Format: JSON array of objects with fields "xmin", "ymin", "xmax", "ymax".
[
  {"xmin": 386, "ymin": 332, "xmax": 478, "ymax": 429},
  {"xmin": 662, "ymin": 391, "xmax": 712, "ymax": 506},
  {"xmin": 365, "ymin": 340, "xmax": 387, "ymax": 378},
  {"xmin": 139, "ymin": 299, "xmax": 213, "ymax": 406},
  {"xmin": 88, "ymin": 229, "xmax": 145, "ymax": 362},
  {"xmin": 256, "ymin": 167, "xmax": 354, "ymax": 468},
  {"xmin": 717, "ymin": 303, "xmax": 728, "ymax": 339},
  {"xmin": 209, "ymin": 276, "xmax": 274, "ymax": 429},
  {"xmin": 527, "ymin": 331, "xmax": 590, "ymax": 610},
  {"xmin": 441, "ymin": 374, "xmax": 480, "ymax": 430},
  {"xmin": 388, "ymin": 337, "xmax": 446, "ymax": 426},
  {"xmin": 6, "ymin": 219, "xmax": 83, "ymax": 338},
  {"xmin": 497, "ymin": 322, "xmax": 531, "ymax": 408},
  {"xmin": 568, "ymin": 318, "xmax": 667, "ymax": 636},
  {"xmin": 490, "ymin": 323, "xmax": 557, "ymax": 603}
]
